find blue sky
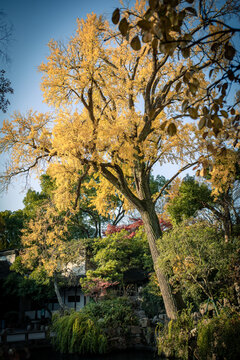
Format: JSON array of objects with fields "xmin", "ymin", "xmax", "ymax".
[{"xmin": 0, "ymin": 0, "xmax": 121, "ymax": 211}]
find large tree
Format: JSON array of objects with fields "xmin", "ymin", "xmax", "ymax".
[{"xmin": 0, "ymin": 1, "xmax": 239, "ymax": 319}]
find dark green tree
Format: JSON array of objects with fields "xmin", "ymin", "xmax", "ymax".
[
  {"xmin": 158, "ymin": 221, "xmax": 239, "ymax": 308},
  {"xmin": 0, "ymin": 209, "xmax": 26, "ymax": 250},
  {"xmin": 167, "ymin": 176, "xmax": 212, "ymax": 223},
  {"xmin": 83, "ymin": 226, "xmax": 153, "ymax": 284},
  {"xmin": 167, "ymin": 175, "xmax": 240, "ymax": 240}
]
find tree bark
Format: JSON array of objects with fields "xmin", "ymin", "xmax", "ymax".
[
  {"xmin": 223, "ymin": 201, "xmax": 232, "ymax": 243},
  {"xmin": 53, "ymin": 274, "xmax": 67, "ymax": 312},
  {"xmin": 140, "ymin": 205, "xmax": 178, "ymax": 320}
]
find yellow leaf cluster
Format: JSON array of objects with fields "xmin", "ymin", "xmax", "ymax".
[
  {"xmin": 209, "ymin": 149, "xmax": 238, "ymax": 198},
  {"xmin": 1, "ymin": 8, "xmax": 237, "ymax": 220}
]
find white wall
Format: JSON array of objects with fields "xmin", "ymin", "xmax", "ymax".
[{"xmin": 25, "ymin": 288, "xmax": 89, "ymax": 319}]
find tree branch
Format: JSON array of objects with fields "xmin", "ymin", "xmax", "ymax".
[{"xmin": 154, "ymin": 161, "xmax": 199, "ymax": 203}]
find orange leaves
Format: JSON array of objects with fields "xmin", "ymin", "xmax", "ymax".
[{"xmin": 172, "ymin": 255, "xmax": 195, "ymax": 277}]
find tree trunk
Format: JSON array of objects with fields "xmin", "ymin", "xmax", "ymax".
[
  {"xmin": 99, "ymin": 164, "xmax": 181, "ymax": 319},
  {"xmin": 140, "ymin": 206, "xmax": 178, "ymax": 320},
  {"xmin": 53, "ymin": 274, "xmax": 66, "ymax": 312},
  {"xmin": 223, "ymin": 204, "xmax": 232, "ymax": 243}
]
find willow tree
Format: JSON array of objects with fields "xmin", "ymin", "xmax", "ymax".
[{"xmin": 1, "ymin": 1, "xmax": 239, "ymax": 319}]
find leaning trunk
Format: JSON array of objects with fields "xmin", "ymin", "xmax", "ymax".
[
  {"xmin": 222, "ymin": 206, "xmax": 232, "ymax": 243},
  {"xmin": 99, "ymin": 164, "xmax": 181, "ymax": 319},
  {"xmin": 140, "ymin": 207, "xmax": 178, "ymax": 320}
]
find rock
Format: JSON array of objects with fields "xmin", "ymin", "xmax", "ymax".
[
  {"xmin": 139, "ymin": 317, "xmax": 149, "ymax": 327},
  {"xmin": 135, "ymin": 310, "xmax": 146, "ymax": 317},
  {"xmin": 192, "ymin": 312, "xmax": 201, "ymax": 322},
  {"xmin": 130, "ymin": 325, "xmax": 142, "ymax": 335},
  {"xmin": 190, "ymin": 327, "xmax": 197, "ymax": 338},
  {"xmin": 109, "ymin": 336, "xmax": 127, "ymax": 350},
  {"xmin": 156, "ymin": 314, "xmax": 167, "ymax": 323}
]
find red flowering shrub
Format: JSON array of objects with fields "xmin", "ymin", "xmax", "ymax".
[{"xmin": 81, "ymin": 277, "xmax": 119, "ymax": 301}]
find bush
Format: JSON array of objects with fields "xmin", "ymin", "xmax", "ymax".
[
  {"xmin": 51, "ymin": 297, "xmax": 137, "ymax": 354},
  {"xmin": 51, "ymin": 310, "xmax": 107, "ymax": 354},
  {"xmin": 82, "ymin": 297, "xmax": 137, "ymax": 333},
  {"xmin": 156, "ymin": 308, "xmax": 194, "ymax": 360},
  {"xmin": 197, "ymin": 310, "xmax": 240, "ymax": 360},
  {"xmin": 140, "ymin": 273, "xmax": 164, "ymax": 318},
  {"xmin": 157, "ymin": 221, "xmax": 234, "ymax": 308}
]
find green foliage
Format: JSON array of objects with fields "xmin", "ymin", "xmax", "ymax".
[
  {"xmin": 140, "ymin": 273, "xmax": 164, "ymax": 318},
  {"xmin": 51, "ymin": 297, "xmax": 137, "ymax": 354},
  {"xmin": 22, "ymin": 173, "xmax": 114, "ymax": 239},
  {"xmin": 197, "ymin": 310, "xmax": 240, "ymax": 360},
  {"xmin": 3, "ymin": 269, "xmax": 54, "ymax": 303},
  {"xmin": 51, "ymin": 310, "xmax": 107, "ymax": 354},
  {"xmin": 156, "ymin": 307, "xmax": 194, "ymax": 360},
  {"xmin": 82, "ymin": 297, "xmax": 138, "ymax": 332},
  {"xmin": 7, "ymin": 255, "xmax": 58, "ymax": 304},
  {"xmin": 167, "ymin": 176, "xmax": 211, "ymax": 223},
  {"xmin": 23, "ymin": 189, "xmax": 47, "ymax": 218},
  {"xmin": 23, "ymin": 174, "xmax": 55, "ymax": 218},
  {"xmin": 84, "ymin": 227, "xmax": 153, "ymax": 284},
  {"xmin": 149, "ymin": 174, "xmax": 168, "ymax": 213},
  {"xmin": 0, "ymin": 209, "xmax": 26, "ymax": 250},
  {"xmin": 157, "ymin": 221, "xmax": 235, "ymax": 306}
]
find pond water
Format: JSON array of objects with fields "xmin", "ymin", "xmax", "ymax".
[{"xmin": 30, "ymin": 348, "xmax": 162, "ymax": 360}]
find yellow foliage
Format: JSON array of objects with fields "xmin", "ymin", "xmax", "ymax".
[
  {"xmin": 20, "ymin": 204, "xmax": 84, "ymax": 277},
  {"xmin": 209, "ymin": 149, "xmax": 238, "ymax": 198},
  {"xmin": 0, "ymin": 6, "xmax": 238, "ymax": 217}
]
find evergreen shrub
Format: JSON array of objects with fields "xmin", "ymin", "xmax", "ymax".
[
  {"xmin": 156, "ymin": 308, "xmax": 194, "ymax": 360},
  {"xmin": 197, "ymin": 310, "xmax": 240, "ymax": 360}
]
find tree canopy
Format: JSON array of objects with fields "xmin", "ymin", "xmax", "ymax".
[
  {"xmin": 83, "ymin": 226, "xmax": 153, "ymax": 284},
  {"xmin": 0, "ymin": 0, "xmax": 240, "ymax": 319},
  {"xmin": 166, "ymin": 175, "xmax": 240, "ymax": 240},
  {"xmin": 157, "ymin": 221, "xmax": 239, "ymax": 308},
  {"xmin": 166, "ymin": 175, "xmax": 212, "ymax": 223}
]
